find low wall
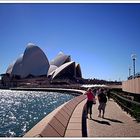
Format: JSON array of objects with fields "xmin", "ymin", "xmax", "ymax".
[
  {"xmin": 24, "ymin": 89, "xmax": 86, "ymax": 137},
  {"xmin": 10, "ymin": 87, "xmax": 84, "ymax": 96},
  {"xmin": 122, "ymin": 77, "xmax": 140, "ymax": 94}
]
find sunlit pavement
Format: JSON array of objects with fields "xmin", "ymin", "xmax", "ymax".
[{"xmin": 87, "ymin": 99, "xmax": 140, "ymax": 137}]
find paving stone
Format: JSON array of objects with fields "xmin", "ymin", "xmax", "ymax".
[
  {"xmin": 69, "ymin": 117, "xmax": 82, "ymax": 123},
  {"xmin": 62, "ymin": 106, "xmax": 73, "ymax": 116},
  {"xmin": 49, "ymin": 117, "xmax": 65, "ymax": 136},
  {"xmin": 54, "ymin": 113, "xmax": 68, "ymax": 127},
  {"xmin": 65, "ymin": 130, "xmax": 82, "ymax": 137},
  {"xmin": 58, "ymin": 108, "xmax": 70, "ymax": 121},
  {"xmin": 41, "ymin": 124, "xmax": 61, "ymax": 137}
]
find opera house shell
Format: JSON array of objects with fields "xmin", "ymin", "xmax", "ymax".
[
  {"xmin": 6, "ymin": 43, "xmax": 50, "ymax": 78},
  {"xmin": 50, "ymin": 52, "xmax": 71, "ymax": 67},
  {"xmin": 6, "ymin": 43, "xmax": 82, "ymax": 81}
]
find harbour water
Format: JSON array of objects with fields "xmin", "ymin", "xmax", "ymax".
[{"xmin": 0, "ymin": 89, "xmax": 75, "ymax": 137}]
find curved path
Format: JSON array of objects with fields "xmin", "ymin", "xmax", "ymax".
[
  {"xmin": 22, "ymin": 88, "xmax": 140, "ymax": 137},
  {"xmin": 24, "ymin": 88, "xmax": 86, "ymax": 137},
  {"xmin": 87, "ymin": 98, "xmax": 140, "ymax": 137}
]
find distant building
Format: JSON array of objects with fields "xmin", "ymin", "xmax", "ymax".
[
  {"xmin": 2, "ymin": 43, "xmax": 82, "ymax": 87},
  {"xmin": 6, "ymin": 43, "xmax": 50, "ymax": 78}
]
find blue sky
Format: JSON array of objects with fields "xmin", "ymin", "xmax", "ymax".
[{"xmin": 0, "ymin": 3, "xmax": 140, "ymax": 81}]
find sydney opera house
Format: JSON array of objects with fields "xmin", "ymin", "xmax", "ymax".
[{"xmin": 1, "ymin": 43, "xmax": 82, "ymax": 87}]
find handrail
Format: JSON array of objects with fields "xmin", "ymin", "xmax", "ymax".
[
  {"xmin": 112, "ymin": 92, "xmax": 140, "ymax": 106},
  {"xmin": 111, "ymin": 91, "xmax": 140, "ymax": 121}
]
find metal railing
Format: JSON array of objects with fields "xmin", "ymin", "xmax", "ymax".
[{"xmin": 111, "ymin": 91, "xmax": 140, "ymax": 122}]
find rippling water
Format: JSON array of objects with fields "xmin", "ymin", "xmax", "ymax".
[{"xmin": 0, "ymin": 89, "xmax": 75, "ymax": 137}]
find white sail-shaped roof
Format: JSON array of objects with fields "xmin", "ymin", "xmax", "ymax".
[
  {"xmin": 6, "ymin": 61, "xmax": 15, "ymax": 74},
  {"xmin": 21, "ymin": 43, "xmax": 50, "ymax": 78},
  {"xmin": 6, "ymin": 43, "xmax": 50, "ymax": 78},
  {"xmin": 75, "ymin": 63, "xmax": 82, "ymax": 78},
  {"xmin": 52, "ymin": 61, "xmax": 75, "ymax": 79},
  {"xmin": 5, "ymin": 43, "xmax": 83, "ymax": 80},
  {"xmin": 11, "ymin": 54, "xmax": 23, "ymax": 76},
  {"xmin": 50, "ymin": 52, "xmax": 71, "ymax": 67},
  {"xmin": 48, "ymin": 65, "xmax": 58, "ymax": 76}
]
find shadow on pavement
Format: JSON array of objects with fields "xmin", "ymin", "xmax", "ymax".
[
  {"xmin": 82, "ymin": 105, "xmax": 88, "ymax": 137},
  {"xmin": 103, "ymin": 117, "xmax": 123, "ymax": 123},
  {"xmin": 91, "ymin": 118, "xmax": 111, "ymax": 125}
]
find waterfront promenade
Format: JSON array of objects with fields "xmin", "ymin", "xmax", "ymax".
[
  {"xmin": 87, "ymin": 99, "xmax": 140, "ymax": 137},
  {"xmin": 65, "ymin": 97, "xmax": 140, "ymax": 137},
  {"xmin": 23, "ymin": 88, "xmax": 140, "ymax": 137}
]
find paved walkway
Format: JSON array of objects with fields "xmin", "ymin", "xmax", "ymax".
[
  {"xmin": 65, "ymin": 99, "xmax": 87, "ymax": 137},
  {"xmin": 23, "ymin": 87, "xmax": 140, "ymax": 137},
  {"xmin": 87, "ymin": 98, "xmax": 140, "ymax": 137}
]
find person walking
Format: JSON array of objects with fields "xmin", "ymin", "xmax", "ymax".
[
  {"xmin": 85, "ymin": 88, "xmax": 96, "ymax": 119},
  {"xmin": 97, "ymin": 88, "xmax": 107, "ymax": 118}
]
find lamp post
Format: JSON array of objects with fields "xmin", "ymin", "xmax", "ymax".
[
  {"xmin": 129, "ymin": 66, "xmax": 131, "ymax": 77},
  {"xmin": 131, "ymin": 54, "xmax": 136, "ymax": 78}
]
